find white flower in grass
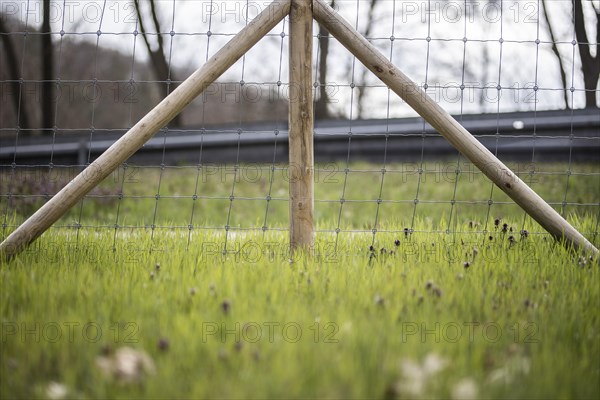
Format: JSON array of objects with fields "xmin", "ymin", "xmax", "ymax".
[
  {"xmin": 487, "ymin": 355, "xmax": 531, "ymax": 385},
  {"xmin": 451, "ymin": 378, "xmax": 479, "ymax": 400},
  {"xmin": 46, "ymin": 381, "xmax": 68, "ymax": 400},
  {"xmin": 400, "ymin": 359, "xmax": 425, "ymax": 381},
  {"xmin": 422, "ymin": 352, "xmax": 448, "ymax": 376},
  {"xmin": 397, "ymin": 352, "xmax": 449, "ymax": 397},
  {"xmin": 96, "ymin": 346, "xmax": 156, "ymax": 385},
  {"xmin": 487, "ymin": 367, "xmax": 511, "ymax": 385},
  {"xmin": 398, "ymin": 359, "xmax": 427, "ymax": 396}
]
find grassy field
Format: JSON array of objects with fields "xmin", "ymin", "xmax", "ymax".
[{"xmin": 1, "ymin": 161, "xmax": 599, "ymax": 399}]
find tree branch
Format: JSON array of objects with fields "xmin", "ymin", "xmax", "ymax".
[
  {"xmin": 573, "ymin": 0, "xmax": 599, "ymax": 107},
  {"xmin": 148, "ymin": 0, "xmax": 165, "ymax": 56},
  {"xmin": 316, "ymin": 0, "xmax": 335, "ymax": 119},
  {"xmin": 594, "ymin": 7, "xmax": 599, "ymax": 107},
  {"xmin": 134, "ymin": 0, "xmax": 180, "ymax": 125},
  {"xmin": 0, "ymin": 19, "xmax": 30, "ymax": 130},
  {"xmin": 41, "ymin": 0, "xmax": 54, "ymax": 135},
  {"xmin": 357, "ymin": 0, "xmax": 379, "ymax": 118},
  {"xmin": 541, "ymin": 0, "xmax": 570, "ymax": 108},
  {"xmin": 134, "ymin": 0, "xmax": 153, "ymax": 54},
  {"xmin": 574, "ymin": 0, "xmax": 592, "ymax": 66}
]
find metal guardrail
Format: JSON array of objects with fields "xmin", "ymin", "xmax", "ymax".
[{"xmin": 1, "ymin": 109, "xmax": 598, "ymax": 165}]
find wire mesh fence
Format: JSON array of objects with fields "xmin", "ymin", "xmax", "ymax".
[{"xmin": 0, "ymin": 0, "xmax": 598, "ymax": 257}]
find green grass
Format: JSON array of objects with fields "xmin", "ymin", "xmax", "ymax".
[{"xmin": 1, "ymin": 161, "xmax": 599, "ymax": 399}]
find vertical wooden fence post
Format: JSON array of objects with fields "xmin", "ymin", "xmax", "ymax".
[{"xmin": 289, "ymin": 0, "xmax": 315, "ymax": 252}]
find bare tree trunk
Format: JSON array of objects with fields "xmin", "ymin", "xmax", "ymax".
[
  {"xmin": 41, "ymin": 0, "xmax": 54, "ymax": 134},
  {"xmin": 0, "ymin": 18, "xmax": 30, "ymax": 131},
  {"xmin": 356, "ymin": 0, "xmax": 378, "ymax": 119},
  {"xmin": 315, "ymin": 0, "xmax": 335, "ymax": 120},
  {"xmin": 479, "ymin": 40, "xmax": 490, "ymax": 110},
  {"xmin": 134, "ymin": 0, "xmax": 181, "ymax": 126},
  {"xmin": 573, "ymin": 0, "xmax": 599, "ymax": 108},
  {"xmin": 541, "ymin": 0, "xmax": 570, "ymax": 109}
]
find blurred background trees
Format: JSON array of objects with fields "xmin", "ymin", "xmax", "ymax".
[{"xmin": 0, "ymin": 0, "xmax": 597, "ymax": 137}]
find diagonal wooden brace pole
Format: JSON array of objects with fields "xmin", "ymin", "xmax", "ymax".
[
  {"xmin": 289, "ymin": 0, "xmax": 315, "ymax": 252},
  {"xmin": 0, "ymin": 0, "xmax": 291, "ymax": 261},
  {"xmin": 313, "ymin": 0, "xmax": 598, "ymax": 256}
]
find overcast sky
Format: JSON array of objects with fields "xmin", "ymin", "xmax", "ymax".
[{"xmin": 2, "ymin": 0, "xmax": 598, "ymax": 117}]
